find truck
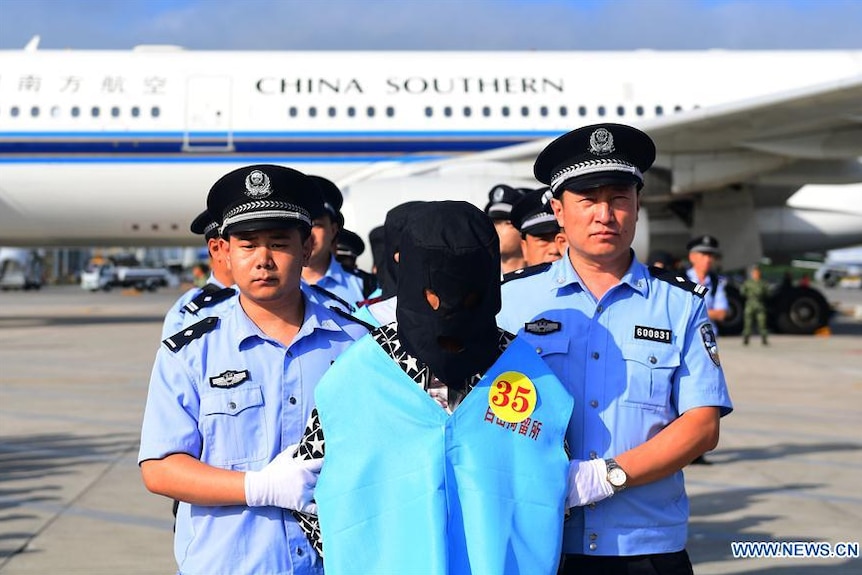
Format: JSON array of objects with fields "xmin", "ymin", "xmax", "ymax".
[
  {"xmin": 717, "ymin": 278, "xmax": 832, "ymax": 336},
  {"xmin": 81, "ymin": 260, "xmax": 176, "ymax": 292},
  {"xmin": 0, "ymin": 248, "xmax": 44, "ymax": 290}
]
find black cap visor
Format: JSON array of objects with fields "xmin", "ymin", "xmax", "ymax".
[{"xmin": 555, "ymin": 172, "xmax": 642, "ymax": 197}]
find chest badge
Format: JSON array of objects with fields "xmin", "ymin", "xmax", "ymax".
[
  {"xmin": 634, "ymin": 325, "xmax": 672, "ymax": 343},
  {"xmin": 209, "ymin": 369, "xmax": 250, "ymax": 388},
  {"xmin": 525, "ymin": 318, "xmax": 562, "ymax": 335}
]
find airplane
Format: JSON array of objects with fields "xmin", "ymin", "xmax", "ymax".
[{"xmin": 1, "ymin": 36, "xmax": 861, "ymax": 332}]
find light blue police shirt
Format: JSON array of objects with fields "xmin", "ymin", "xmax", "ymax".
[
  {"xmin": 498, "ymin": 249, "xmax": 733, "ymax": 557},
  {"xmin": 139, "ymin": 295, "xmax": 368, "ymax": 575},
  {"xmin": 160, "ymin": 275, "xmax": 236, "ymax": 339},
  {"xmin": 685, "ymin": 268, "xmax": 728, "ymax": 332},
  {"xmin": 302, "ymin": 256, "xmax": 365, "ymax": 311}
]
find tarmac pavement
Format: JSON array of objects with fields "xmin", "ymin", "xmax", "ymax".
[{"xmin": 1, "ymin": 284, "xmax": 860, "ymax": 574}]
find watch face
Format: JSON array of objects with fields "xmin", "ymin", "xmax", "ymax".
[{"xmin": 608, "ymin": 467, "xmax": 627, "ymax": 487}]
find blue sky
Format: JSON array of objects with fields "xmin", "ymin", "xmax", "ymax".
[{"xmin": 1, "ymin": 0, "xmax": 861, "ymax": 50}]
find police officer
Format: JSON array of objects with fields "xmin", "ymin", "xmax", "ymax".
[
  {"xmin": 497, "ymin": 124, "xmax": 733, "ymax": 575},
  {"xmin": 299, "ymin": 201, "xmax": 572, "ymax": 575},
  {"xmin": 138, "ymin": 165, "xmax": 369, "ymax": 575},
  {"xmin": 686, "ymin": 235, "xmax": 729, "ymax": 331},
  {"xmin": 741, "ymin": 264, "xmax": 770, "ymax": 345},
  {"xmin": 509, "ymin": 188, "xmax": 562, "ymax": 267},
  {"xmin": 301, "ymin": 175, "xmax": 366, "ymax": 309},
  {"xmin": 485, "ymin": 183, "xmax": 528, "ymax": 273},
  {"xmin": 160, "ymin": 210, "xmax": 236, "ymax": 339},
  {"xmin": 335, "ymin": 228, "xmax": 378, "ymax": 298}
]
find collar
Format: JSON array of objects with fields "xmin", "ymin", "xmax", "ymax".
[
  {"xmin": 552, "ymin": 248, "xmax": 649, "ymax": 297},
  {"xmin": 232, "ymin": 292, "xmax": 344, "ymax": 350}
]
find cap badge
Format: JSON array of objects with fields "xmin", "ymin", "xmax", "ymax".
[
  {"xmin": 244, "ymin": 170, "xmax": 273, "ymax": 199},
  {"xmin": 493, "ymin": 187, "xmax": 505, "ymax": 202},
  {"xmin": 588, "ymin": 128, "xmax": 615, "ymax": 156}
]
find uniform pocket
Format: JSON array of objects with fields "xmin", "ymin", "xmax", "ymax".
[
  {"xmin": 621, "ymin": 343, "xmax": 680, "ymax": 410},
  {"xmin": 200, "ymin": 386, "xmax": 267, "ymax": 467}
]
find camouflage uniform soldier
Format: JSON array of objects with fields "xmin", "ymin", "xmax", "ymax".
[{"xmin": 741, "ymin": 265, "xmax": 770, "ymax": 346}]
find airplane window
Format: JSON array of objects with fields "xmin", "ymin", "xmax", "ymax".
[
  {"xmin": 10, "ymin": 106, "xmax": 19, "ymax": 117},
  {"xmin": 71, "ymin": 106, "xmax": 80, "ymax": 117},
  {"xmin": 91, "ymin": 106, "xmax": 100, "ymax": 118},
  {"xmin": 131, "ymin": 106, "xmax": 140, "ymax": 117},
  {"xmin": 463, "ymin": 106, "xmax": 471, "ymax": 117},
  {"xmin": 655, "ymin": 105, "xmax": 663, "ymax": 116},
  {"xmin": 616, "ymin": 106, "xmax": 625, "ymax": 116},
  {"xmin": 328, "ymin": 106, "xmax": 336, "ymax": 117},
  {"xmin": 151, "ymin": 106, "xmax": 160, "ymax": 118},
  {"xmin": 347, "ymin": 106, "xmax": 356, "ymax": 117},
  {"xmin": 521, "ymin": 106, "xmax": 529, "ymax": 117},
  {"xmin": 309, "ymin": 106, "xmax": 317, "ymax": 117},
  {"xmin": 540, "ymin": 106, "xmax": 548, "ymax": 117},
  {"xmin": 367, "ymin": 106, "xmax": 376, "ymax": 117},
  {"xmin": 443, "ymin": 106, "xmax": 452, "ymax": 117},
  {"xmin": 578, "ymin": 106, "xmax": 586, "ymax": 117},
  {"xmin": 425, "ymin": 106, "xmax": 433, "ymax": 117},
  {"xmin": 482, "ymin": 106, "xmax": 491, "ymax": 117},
  {"xmin": 501, "ymin": 106, "xmax": 510, "ymax": 117},
  {"xmin": 31, "ymin": 106, "xmax": 39, "ymax": 117},
  {"xmin": 111, "ymin": 106, "xmax": 120, "ymax": 118},
  {"xmin": 51, "ymin": 106, "xmax": 61, "ymax": 118},
  {"xmin": 636, "ymin": 105, "xmax": 644, "ymax": 116},
  {"xmin": 674, "ymin": 105, "xmax": 683, "ymax": 112},
  {"xmin": 559, "ymin": 106, "xmax": 568, "ymax": 117},
  {"xmin": 386, "ymin": 106, "xmax": 394, "ymax": 117},
  {"xmin": 597, "ymin": 106, "xmax": 606, "ymax": 117},
  {"xmin": 289, "ymin": 106, "xmax": 298, "ymax": 117}
]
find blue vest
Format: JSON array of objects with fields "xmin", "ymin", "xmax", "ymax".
[{"xmin": 315, "ymin": 335, "xmax": 572, "ymax": 575}]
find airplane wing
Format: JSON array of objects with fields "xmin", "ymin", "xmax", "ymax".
[{"xmin": 338, "ymin": 73, "xmax": 862, "ymax": 193}]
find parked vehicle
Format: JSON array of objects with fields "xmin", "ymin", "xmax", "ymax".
[{"xmin": 81, "ymin": 261, "xmax": 176, "ymax": 292}]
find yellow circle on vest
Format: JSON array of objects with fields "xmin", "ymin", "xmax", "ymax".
[{"xmin": 488, "ymin": 371, "xmax": 537, "ymax": 423}]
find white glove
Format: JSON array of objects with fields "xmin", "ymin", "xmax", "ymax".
[
  {"xmin": 244, "ymin": 445, "xmax": 322, "ymax": 513},
  {"xmin": 566, "ymin": 458, "xmax": 614, "ymax": 508}
]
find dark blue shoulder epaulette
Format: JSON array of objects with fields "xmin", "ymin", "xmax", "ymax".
[
  {"xmin": 502, "ymin": 262, "xmax": 552, "ymax": 284},
  {"xmin": 309, "ymin": 283, "xmax": 356, "ymax": 312},
  {"xmin": 162, "ymin": 317, "xmax": 219, "ymax": 352},
  {"xmin": 329, "ymin": 306, "xmax": 375, "ymax": 332},
  {"xmin": 649, "ymin": 266, "xmax": 708, "ymax": 298},
  {"xmin": 182, "ymin": 284, "xmax": 236, "ymax": 314}
]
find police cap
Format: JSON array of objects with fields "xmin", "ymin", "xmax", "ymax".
[
  {"xmin": 309, "ymin": 175, "xmax": 344, "ymax": 226},
  {"xmin": 484, "ymin": 184, "xmax": 527, "ymax": 220},
  {"xmin": 687, "ymin": 235, "xmax": 721, "ymax": 255},
  {"xmin": 510, "ymin": 188, "xmax": 559, "ymax": 237},
  {"xmin": 190, "ymin": 210, "xmax": 220, "ymax": 241},
  {"xmin": 336, "ymin": 228, "xmax": 365, "ymax": 260},
  {"xmin": 534, "ymin": 123, "xmax": 656, "ymax": 197},
  {"xmin": 207, "ymin": 164, "xmax": 324, "ymax": 237}
]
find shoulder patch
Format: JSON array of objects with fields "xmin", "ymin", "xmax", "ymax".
[
  {"xmin": 330, "ymin": 306, "xmax": 375, "ymax": 332},
  {"xmin": 162, "ymin": 316, "xmax": 219, "ymax": 353},
  {"xmin": 182, "ymin": 284, "xmax": 236, "ymax": 314},
  {"xmin": 502, "ymin": 262, "xmax": 552, "ymax": 284},
  {"xmin": 309, "ymin": 283, "xmax": 355, "ymax": 312},
  {"xmin": 649, "ymin": 266, "xmax": 708, "ymax": 298}
]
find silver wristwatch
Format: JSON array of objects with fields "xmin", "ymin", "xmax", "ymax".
[{"xmin": 605, "ymin": 458, "xmax": 628, "ymax": 493}]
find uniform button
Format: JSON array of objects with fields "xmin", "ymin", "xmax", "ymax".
[
  {"xmin": 296, "ymin": 547, "xmax": 304, "ymax": 556},
  {"xmin": 589, "ymin": 533, "xmax": 598, "ymax": 540},
  {"xmin": 536, "ymin": 347, "xmax": 543, "ymax": 354},
  {"xmin": 649, "ymin": 355, "xmax": 657, "ymax": 364},
  {"xmin": 589, "ymin": 502, "xmax": 597, "ymax": 509},
  {"xmin": 557, "ymin": 277, "xmax": 565, "ymax": 284},
  {"xmin": 592, "ymin": 351, "xmax": 599, "ymax": 360},
  {"xmin": 589, "ymin": 451, "xmax": 597, "ymax": 459},
  {"xmin": 589, "ymin": 543, "xmax": 597, "ymax": 551},
  {"xmin": 596, "ymin": 305, "xmax": 603, "ymax": 313},
  {"xmin": 289, "ymin": 396, "xmax": 297, "ymax": 405},
  {"xmin": 287, "ymin": 351, "xmax": 293, "ymax": 358},
  {"xmin": 590, "ymin": 400, "xmax": 598, "ymax": 408},
  {"xmin": 228, "ymin": 401, "xmax": 236, "ymax": 410}
]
